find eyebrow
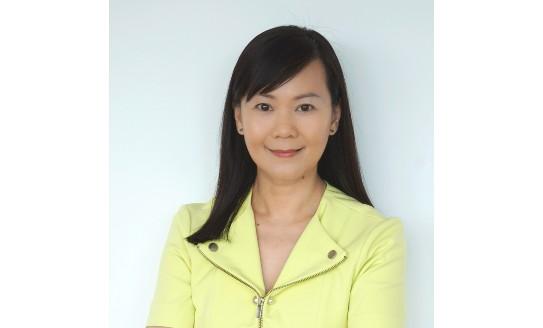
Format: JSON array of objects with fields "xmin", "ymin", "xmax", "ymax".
[{"xmin": 258, "ymin": 92, "xmax": 321, "ymax": 100}]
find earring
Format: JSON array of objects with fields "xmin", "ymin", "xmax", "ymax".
[
  {"xmin": 238, "ymin": 127, "xmax": 243, "ymax": 133},
  {"xmin": 330, "ymin": 121, "xmax": 338, "ymax": 134}
]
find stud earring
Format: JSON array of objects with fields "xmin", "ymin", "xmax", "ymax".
[{"xmin": 330, "ymin": 121, "xmax": 338, "ymax": 134}]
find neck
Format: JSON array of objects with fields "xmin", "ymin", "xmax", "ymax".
[{"xmin": 250, "ymin": 173, "xmax": 326, "ymax": 226}]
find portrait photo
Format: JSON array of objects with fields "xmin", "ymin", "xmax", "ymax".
[
  {"xmin": 4, "ymin": 0, "xmax": 542, "ymax": 327},
  {"xmin": 109, "ymin": 1, "xmax": 433, "ymax": 327}
]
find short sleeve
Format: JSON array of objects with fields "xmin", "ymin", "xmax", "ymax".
[
  {"xmin": 347, "ymin": 217, "xmax": 406, "ymax": 328},
  {"xmin": 146, "ymin": 205, "xmax": 195, "ymax": 328}
]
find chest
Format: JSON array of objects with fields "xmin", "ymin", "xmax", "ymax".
[
  {"xmin": 255, "ymin": 218, "xmax": 310, "ymax": 293},
  {"xmin": 191, "ymin": 230, "xmax": 353, "ymax": 328}
]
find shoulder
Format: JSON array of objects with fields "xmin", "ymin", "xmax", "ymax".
[
  {"xmin": 324, "ymin": 184, "xmax": 404, "ymax": 248},
  {"xmin": 169, "ymin": 198, "xmax": 214, "ymax": 237}
]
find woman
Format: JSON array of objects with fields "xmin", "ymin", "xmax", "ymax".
[{"xmin": 146, "ymin": 25, "xmax": 406, "ymax": 328}]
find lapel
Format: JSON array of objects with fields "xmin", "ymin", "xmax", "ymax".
[{"xmin": 196, "ymin": 180, "xmax": 348, "ymax": 296}]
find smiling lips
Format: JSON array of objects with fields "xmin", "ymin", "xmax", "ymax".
[{"xmin": 269, "ymin": 147, "xmax": 303, "ymax": 158}]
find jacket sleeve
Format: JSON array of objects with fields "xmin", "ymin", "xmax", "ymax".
[
  {"xmin": 146, "ymin": 205, "xmax": 195, "ymax": 328},
  {"xmin": 347, "ymin": 217, "xmax": 406, "ymax": 328}
]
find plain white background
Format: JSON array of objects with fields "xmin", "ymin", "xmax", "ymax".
[
  {"xmin": 2, "ymin": 1, "xmax": 543, "ymax": 328},
  {"xmin": 109, "ymin": 1, "xmax": 432, "ymax": 327}
]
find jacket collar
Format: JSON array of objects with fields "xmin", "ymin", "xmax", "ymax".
[{"xmin": 196, "ymin": 180, "xmax": 348, "ymax": 296}]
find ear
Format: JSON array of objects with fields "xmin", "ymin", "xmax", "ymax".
[
  {"xmin": 234, "ymin": 105, "xmax": 243, "ymax": 134},
  {"xmin": 331, "ymin": 104, "xmax": 341, "ymax": 130}
]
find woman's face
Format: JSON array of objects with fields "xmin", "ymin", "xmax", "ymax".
[{"xmin": 234, "ymin": 58, "xmax": 341, "ymax": 182}]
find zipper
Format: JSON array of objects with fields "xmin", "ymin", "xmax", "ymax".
[
  {"xmin": 196, "ymin": 244, "xmax": 347, "ymax": 328},
  {"xmin": 255, "ymin": 296, "xmax": 264, "ymax": 323},
  {"xmin": 256, "ymin": 254, "xmax": 347, "ymax": 328},
  {"xmin": 195, "ymin": 245, "xmax": 261, "ymax": 295}
]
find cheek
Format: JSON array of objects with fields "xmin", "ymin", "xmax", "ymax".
[
  {"xmin": 303, "ymin": 134, "xmax": 329, "ymax": 162},
  {"xmin": 302, "ymin": 124, "xmax": 330, "ymax": 148},
  {"xmin": 243, "ymin": 131, "xmax": 269, "ymax": 161},
  {"xmin": 298, "ymin": 125, "xmax": 330, "ymax": 161},
  {"xmin": 243, "ymin": 124, "xmax": 267, "ymax": 145}
]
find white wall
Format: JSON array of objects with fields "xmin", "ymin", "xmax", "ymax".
[{"xmin": 110, "ymin": 1, "xmax": 433, "ymax": 327}]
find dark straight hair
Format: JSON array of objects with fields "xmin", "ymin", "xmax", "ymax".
[{"xmin": 186, "ymin": 25, "xmax": 373, "ymax": 245}]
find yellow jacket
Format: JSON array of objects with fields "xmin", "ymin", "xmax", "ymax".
[{"xmin": 146, "ymin": 181, "xmax": 406, "ymax": 328}]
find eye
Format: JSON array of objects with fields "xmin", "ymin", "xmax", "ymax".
[
  {"xmin": 254, "ymin": 103, "xmax": 315, "ymax": 112},
  {"xmin": 297, "ymin": 104, "xmax": 315, "ymax": 112},
  {"xmin": 255, "ymin": 103, "xmax": 272, "ymax": 112}
]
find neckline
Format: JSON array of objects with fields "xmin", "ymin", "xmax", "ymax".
[
  {"xmin": 240, "ymin": 179, "xmax": 330, "ymax": 223},
  {"xmin": 202, "ymin": 179, "xmax": 346, "ymax": 296}
]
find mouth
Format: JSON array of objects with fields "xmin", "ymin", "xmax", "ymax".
[{"xmin": 268, "ymin": 147, "xmax": 304, "ymax": 158}]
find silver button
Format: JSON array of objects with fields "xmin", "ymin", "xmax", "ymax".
[
  {"xmin": 328, "ymin": 250, "xmax": 337, "ymax": 259},
  {"xmin": 267, "ymin": 297, "xmax": 273, "ymax": 305},
  {"xmin": 208, "ymin": 242, "xmax": 218, "ymax": 252},
  {"xmin": 253, "ymin": 296, "xmax": 259, "ymax": 304}
]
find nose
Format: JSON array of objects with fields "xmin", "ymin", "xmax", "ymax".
[{"xmin": 272, "ymin": 110, "xmax": 298, "ymax": 138}]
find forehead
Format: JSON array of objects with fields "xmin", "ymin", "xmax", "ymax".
[{"xmin": 249, "ymin": 59, "xmax": 329, "ymax": 102}]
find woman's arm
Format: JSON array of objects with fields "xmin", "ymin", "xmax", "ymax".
[
  {"xmin": 145, "ymin": 205, "xmax": 195, "ymax": 328},
  {"xmin": 347, "ymin": 218, "xmax": 406, "ymax": 328}
]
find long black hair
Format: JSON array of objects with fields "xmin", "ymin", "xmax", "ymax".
[{"xmin": 186, "ymin": 25, "xmax": 373, "ymax": 245}]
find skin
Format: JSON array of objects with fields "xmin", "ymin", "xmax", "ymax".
[{"xmin": 234, "ymin": 58, "xmax": 341, "ymax": 227}]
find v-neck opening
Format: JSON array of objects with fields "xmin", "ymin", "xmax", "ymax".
[{"xmin": 245, "ymin": 179, "xmax": 331, "ymax": 294}]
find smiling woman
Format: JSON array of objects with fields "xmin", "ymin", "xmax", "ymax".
[
  {"xmin": 234, "ymin": 59, "xmax": 340, "ymax": 176},
  {"xmin": 146, "ymin": 25, "xmax": 405, "ymax": 328}
]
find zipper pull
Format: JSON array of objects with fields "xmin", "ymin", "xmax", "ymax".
[{"xmin": 254, "ymin": 296, "xmax": 264, "ymax": 318}]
